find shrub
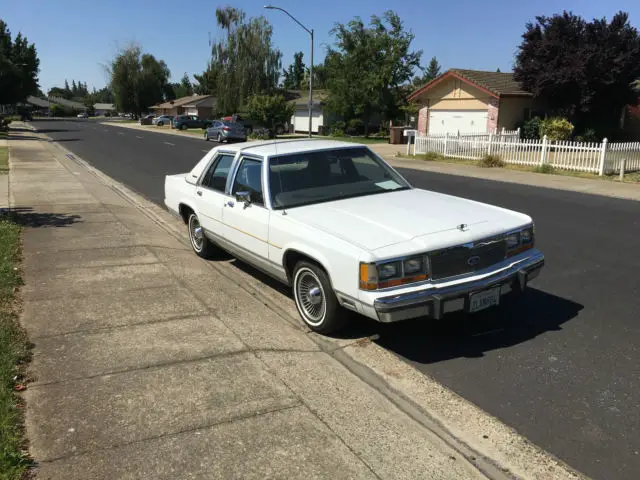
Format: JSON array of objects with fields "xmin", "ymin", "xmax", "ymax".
[
  {"xmin": 345, "ymin": 118, "xmax": 364, "ymax": 136},
  {"xmin": 248, "ymin": 127, "xmax": 273, "ymax": 140},
  {"xmin": 521, "ymin": 117, "xmax": 541, "ymax": 139},
  {"xmin": 534, "ymin": 164, "xmax": 555, "ymax": 174},
  {"xmin": 539, "ymin": 117, "xmax": 574, "ymax": 141},
  {"xmin": 478, "ymin": 154, "xmax": 505, "ymax": 168},
  {"xmin": 574, "ymin": 128, "xmax": 598, "ymax": 143},
  {"xmin": 421, "ymin": 151, "xmax": 444, "ymax": 161},
  {"xmin": 329, "ymin": 121, "xmax": 346, "ymax": 137}
]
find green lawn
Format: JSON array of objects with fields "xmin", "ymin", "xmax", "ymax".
[
  {"xmin": 0, "ymin": 214, "xmax": 30, "ymax": 479},
  {"xmin": 0, "ymin": 147, "xmax": 8, "ymax": 174}
]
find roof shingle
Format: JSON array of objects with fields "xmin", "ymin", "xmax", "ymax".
[{"xmin": 450, "ymin": 69, "xmax": 531, "ymax": 96}]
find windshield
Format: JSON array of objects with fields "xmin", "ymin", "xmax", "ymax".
[{"xmin": 268, "ymin": 147, "xmax": 411, "ymax": 209}]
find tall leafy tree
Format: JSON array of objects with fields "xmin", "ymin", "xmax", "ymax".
[
  {"xmin": 282, "ymin": 52, "xmax": 305, "ymax": 90},
  {"xmin": 326, "ymin": 11, "xmax": 422, "ymax": 135},
  {"xmin": 195, "ymin": 7, "xmax": 282, "ymax": 114},
  {"xmin": 514, "ymin": 10, "xmax": 640, "ymax": 136},
  {"xmin": 0, "ymin": 19, "xmax": 40, "ymax": 105},
  {"xmin": 109, "ymin": 45, "xmax": 170, "ymax": 117}
]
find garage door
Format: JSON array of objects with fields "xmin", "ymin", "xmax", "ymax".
[{"xmin": 428, "ymin": 111, "xmax": 488, "ymax": 135}]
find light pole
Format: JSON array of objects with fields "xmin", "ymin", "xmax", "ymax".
[{"xmin": 264, "ymin": 5, "xmax": 313, "ymax": 138}]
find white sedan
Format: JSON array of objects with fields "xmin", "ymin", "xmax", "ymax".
[{"xmin": 164, "ymin": 139, "xmax": 544, "ymax": 334}]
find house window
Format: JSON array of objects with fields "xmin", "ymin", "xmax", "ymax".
[{"xmin": 524, "ymin": 108, "xmax": 531, "ymax": 120}]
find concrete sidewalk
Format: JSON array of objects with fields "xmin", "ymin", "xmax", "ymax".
[{"xmin": 11, "ymin": 133, "xmax": 493, "ymax": 478}]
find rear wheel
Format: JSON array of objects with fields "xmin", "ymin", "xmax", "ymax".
[
  {"xmin": 157, "ymin": 121, "xmax": 164, "ymax": 126},
  {"xmin": 292, "ymin": 261, "xmax": 346, "ymax": 334},
  {"xmin": 188, "ymin": 213, "xmax": 215, "ymax": 259},
  {"xmin": 217, "ymin": 133, "xmax": 224, "ymax": 143}
]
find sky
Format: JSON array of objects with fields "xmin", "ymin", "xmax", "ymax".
[{"xmin": 2, "ymin": 0, "xmax": 640, "ymax": 93}]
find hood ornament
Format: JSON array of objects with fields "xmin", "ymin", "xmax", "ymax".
[{"xmin": 457, "ymin": 223, "xmax": 468, "ymax": 232}]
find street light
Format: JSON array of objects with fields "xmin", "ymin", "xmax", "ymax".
[{"xmin": 264, "ymin": 5, "xmax": 313, "ymax": 138}]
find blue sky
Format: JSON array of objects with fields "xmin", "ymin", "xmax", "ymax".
[{"xmin": 3, "ymin": 0, "xmax": 639, "ymax": 93}]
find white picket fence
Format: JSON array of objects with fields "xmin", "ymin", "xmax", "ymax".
[{"xmin": 414, "ymin": 133, "xmax": 640, "ymax": 175}]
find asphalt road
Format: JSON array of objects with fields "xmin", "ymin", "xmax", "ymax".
[{"xmin": 31, "ymin": 119, "xmax": 640, "ymax": 480}]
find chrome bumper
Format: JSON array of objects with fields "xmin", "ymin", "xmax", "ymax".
[{"xmin": 373, "ymin": 250, "xmax": 544, "ymax": 323}]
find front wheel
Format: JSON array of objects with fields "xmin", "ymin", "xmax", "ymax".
[
  {"xmin": 157, "ymin": 121, "xmax": 164, "ymax": 126},
  {"xmin": 204, "ymin": 131, "xmax": 209, "ymax": 141},
  {"xmin": 292, "ymin": 261, "xmax": 346, "ymax": 334},
  {"xmin": 188, "ymin": 213, "xmax": 215, "ymax": 259},
  {"xmin": 180, "ymin": 124, "xmax": 187, "ymax": 130}
]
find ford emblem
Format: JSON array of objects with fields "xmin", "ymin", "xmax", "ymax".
[{"xmin": 467, "ymin": 255, "xmax": 480, "ymax": 266}]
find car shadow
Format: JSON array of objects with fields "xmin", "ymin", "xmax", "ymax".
[
  {"xmin": 337, "ymin": 288, "xmax": 583, "ymax": 364},
  {"xmin": 225, "ymin": 254, "xmax": 582, "ymax": 362}
]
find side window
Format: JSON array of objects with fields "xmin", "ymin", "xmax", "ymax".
[
  {"xmin": 232, "ymin": 158, "xmax": 264, "ymax": 206},
  {"xmin": 201, "ymin": 154, "xmax": 234, "ymax": 192}
]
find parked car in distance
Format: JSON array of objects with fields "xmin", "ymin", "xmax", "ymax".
[
  {"xmin": 205, "ymin": 120, "xmax": 247, "ymax": 143},
  {"xmin": 77, "ymin": 112, "xmax": 88, "ymax": 119},
  {"xmin": 164, "ymin": 139, "xmax": 545, "ymax": 334},
  {"xmin": 140, "ymin": 114, "xmax": 155, "ymax": 125},
  {"xmin": 153, "ymin": 115, "xmax": 173, "ymax": 127},
  {"xmin": 172, "ymin": 115, "xmax": 212, "ymax": 130},
  {"xmin": 223, "ymin": 114, "xmax": 286, "ymax": 135}
]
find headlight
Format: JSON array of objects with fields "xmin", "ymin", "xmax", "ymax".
[
  {"xmin": 506, "ymin": 225, "xmax": 535, "ymax": 256},
  {"xmin": 378, "ymin": 262, "xmax": 400, "ymax": 280},
  {"xmin": 506, "ymin": 233, "xmax": 519, "ymax": 249},
  {"xmin": 360, "ymin": 256, "xmax": 429, "ymax": 290},
  {"xmin": 403, "ymin": 257, "xmax": 425, "ymax": 274}
]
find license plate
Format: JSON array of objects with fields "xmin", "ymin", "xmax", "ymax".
[{"xmin": 469, "ymin": 287, "xmax": 500, "ymax": 313}]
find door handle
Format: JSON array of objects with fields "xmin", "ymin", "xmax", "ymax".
[
  {"xmin": 196, "ymin": 190, "xmax": 202, "ymax": 196},
  {"xmin": 227, "ymin": 201, "xmax": 235, "ymax": 207}
]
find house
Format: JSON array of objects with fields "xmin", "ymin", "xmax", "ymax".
[
  {"xmin": 150, "ymin": 94, "xmax": 216, "ymax": 119},
  {"xmin": 94, "ymin": 103, "xmax": 116, "ymax": 116},
  {"xmin": 49, "ymin": 96, "xmax": 87, "ymax": 111},
  {"xmin": 25, "ymin": 96, "xmax": 51, "ymax": 115},
  {"xmin": 287, "ymin": 90, "xmax": 331, "ymax": 134},
  {"xmin": 408, "ymin": 69, "xmax": 536, "ymax": 135}
]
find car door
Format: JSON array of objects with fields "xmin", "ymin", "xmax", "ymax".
[
  {"xmin": 221, "ymin": 156, "xmax": 270, "ymax": 261},
  {"xmin": 211, "ymin": 121, "xmax": 221, "ymax": 138},
  {"xmin": 194, "ymin": 152, "xmax": 236, "ymax": 240}
]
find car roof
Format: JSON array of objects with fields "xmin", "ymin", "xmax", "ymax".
[{"xmin": 221, "ymin": 139, "xmax": 366, "ymax": 157}]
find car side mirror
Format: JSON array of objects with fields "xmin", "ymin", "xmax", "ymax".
[{"xmin": 235, "ymin": 191, "xmax": 251, "ymax": 206}]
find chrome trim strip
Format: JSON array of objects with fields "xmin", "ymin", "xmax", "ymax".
[
  {"xmin": 373, "ymin": 250, "xmax": 544, "ymax": 314},
  {"xmin": 203, "ymin": 228, "xmax": 289, "ymax": 285}
]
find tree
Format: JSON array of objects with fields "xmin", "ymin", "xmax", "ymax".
[
  {"xmin": 195, "ymin": 7, "xmax": 282, "ymax": 115},
  {"xmin": 326, "ymin": 11, "xmax": 422, "ymax": 135},
  {"xmin": 171, "ymin": 73, "xmax": 193, "ymax": 98},
  {"xmin": 514, "ymin": 10, "xmax": 640, "ymax": 137},
  {"xmin": 412, "ymin": 56, "xmax": 440, "ymax": 87},
  {"xmin": 496, "ymin": 68, "xmax": 501, "ymax": 73},
  {"xmin": 109, "ymin": 45, "xmax": 170, "ymax": 117},
  {"xmin": 282, "ymin": 51, "xmax": 305, "ymax": 90},
  {"xmin": 0, "ymin": 19, "xmax": 40, "ymax": 106},
  {"xmin": 244, "ymin": 94, "xmax": 294, "ymax": 132}
]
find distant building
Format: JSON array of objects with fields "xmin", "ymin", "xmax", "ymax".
[
  {"xmin": 150, "ymin": 95, "xmax": 217, "ymax": 118},
  {"xmin": 94, "ymin": 103, "xmax": 116, "ymax": 116}
]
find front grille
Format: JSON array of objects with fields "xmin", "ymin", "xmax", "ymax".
[{"xmin": 429, "ymin": 239, "xmax": 507, "ymax": 280}]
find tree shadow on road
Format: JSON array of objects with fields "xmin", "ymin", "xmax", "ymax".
[{"xmin": 8, "ymin": 208, "xmax": 83, "ymax": 228}]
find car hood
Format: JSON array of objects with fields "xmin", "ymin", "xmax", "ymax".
[{"xmin": 285, "ymin": 189, "xmax": 531, "ymax": 253}]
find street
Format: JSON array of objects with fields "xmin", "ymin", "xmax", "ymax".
[{"xmin": 34, "ymin": 118, "xmax": 640, "ymax": 480}]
